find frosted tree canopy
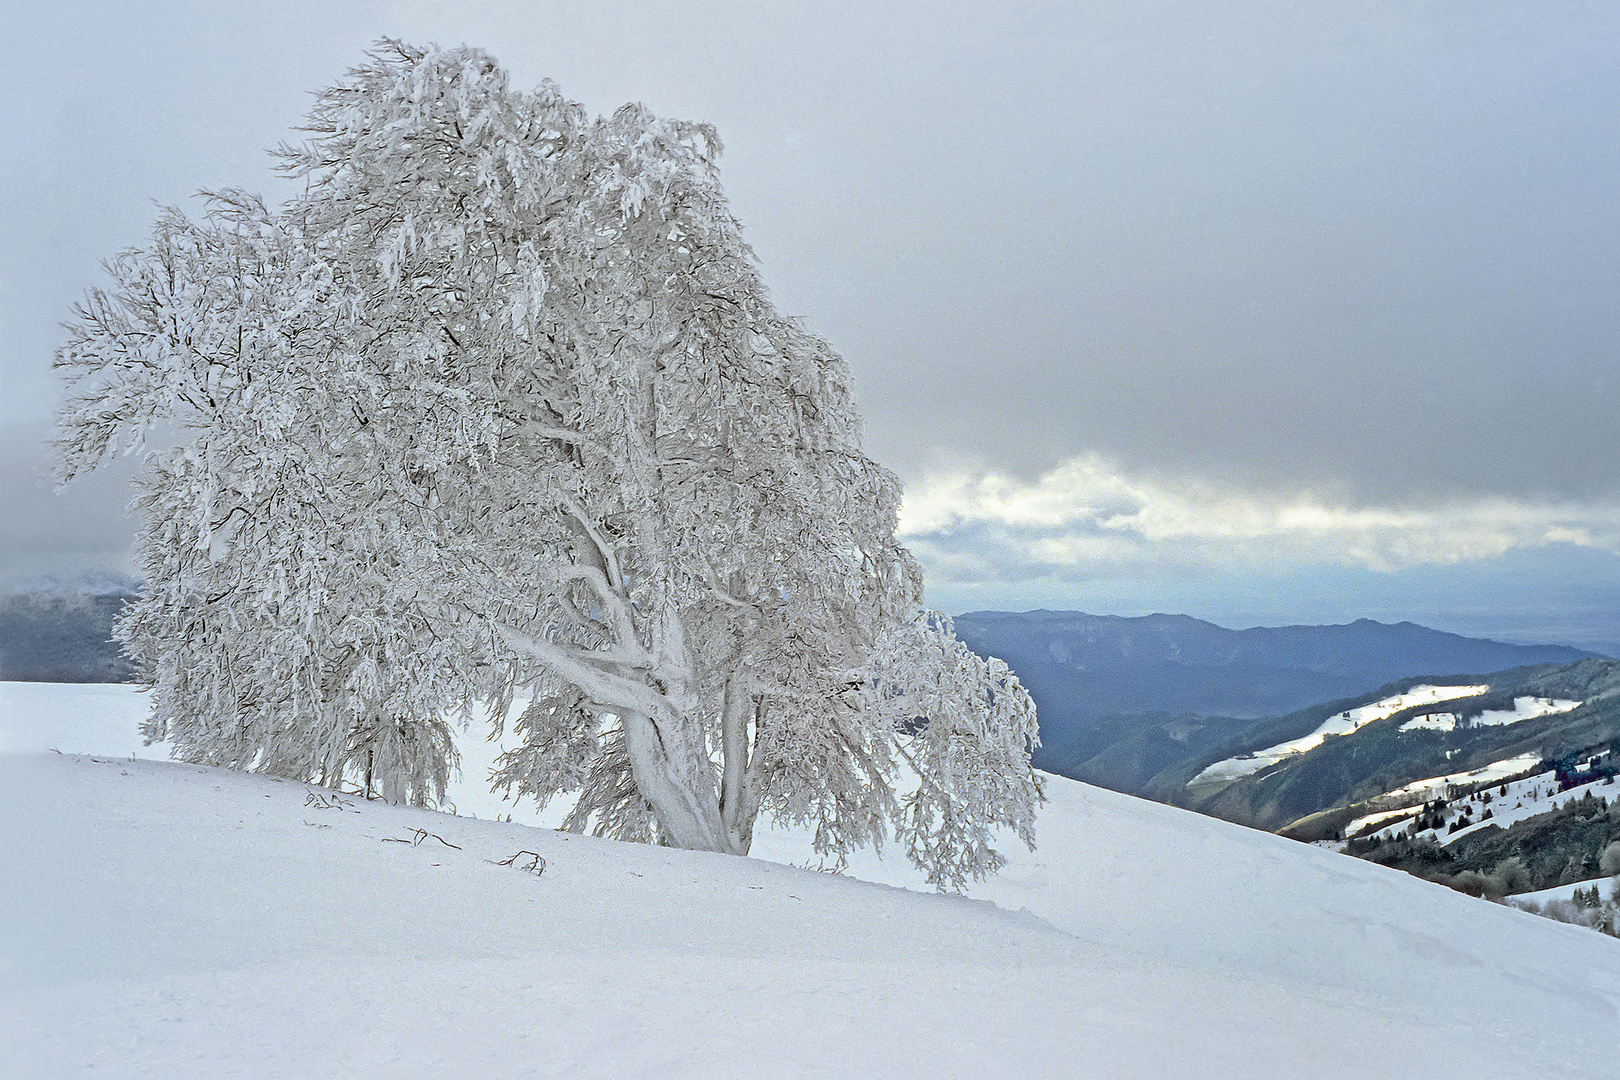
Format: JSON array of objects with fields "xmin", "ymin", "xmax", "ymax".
[{"xmin": 54, "ymin": 40, "xmax": 1039, "ymax": 888}]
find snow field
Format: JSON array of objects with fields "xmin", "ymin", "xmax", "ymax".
[
  {"xmin": 1355, "ymin": 768, "xmax": 1614, "ymax": 846},
  {"xmin": 1192, "ymin": 683, "xmax": 1490, "ymax": 787},
  {"xmin": 1398, "ymin": 696, "xmax": 1581, "ymax": 732},
  {"xmin": 1514, "ymin": 875, "xmax": 1619, "ymax": 910},
  {"xmin": 0, "ymin": 680, "xmax": 557, "ymax": 829},
  {"xmin": 4, "ymin": 684, "xmax": 1620, "ymax": 1078},
  {"xmin": 1438, "ymin": 773, "xmax": 1615, "ymax": 846},
  {"xmin": 1385, "ymin": 752, "xmax": 1546, "ymax": 803},
  {"xmin": 0, "ymin": 680, "xmax": 155, "ymax": 757}
]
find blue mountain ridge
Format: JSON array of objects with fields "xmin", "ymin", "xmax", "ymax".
[{"xmin": 950, "ymin": 610, "xmax": 1604, "ymax": 782}]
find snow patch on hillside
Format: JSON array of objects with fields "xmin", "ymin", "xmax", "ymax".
[
  {"xmin": 1399, "ymin": 696, "xmax": 1581, "ymax": 732},
  {"xmin": 1439, "ymin": 775, "xmax": 1616, "ymax": 847},
  {"xmin": 1354, "ymin": 769, "xmax": 1614, "ymax": 846},
  {"xmin": 1515, "ymin": 875, "xmax": 1619, "ymax": 909},
  {"xmin": 1386, "ymin": 752, "xmax": 1545, "ymax": 801},
  {"xmin": 1342, "ymin": 805, "xmax": 1418, "ymax": 837},
  {"xmin": 1193, "ymin": 684, "xmax": 1489, "ymax": 786}
]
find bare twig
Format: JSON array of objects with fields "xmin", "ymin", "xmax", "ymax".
[
  {"xmin": 497, "ymin": 850, "xmax": 546, "ymax": 875},
  {"xmin": 382, "ymin": 827, "xmax": 463, "ymax": 849}
]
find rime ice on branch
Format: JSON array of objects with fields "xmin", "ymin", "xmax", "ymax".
[{"xmin": 53, "ymin": 40, "xmax": 1039, "ymax": 888}]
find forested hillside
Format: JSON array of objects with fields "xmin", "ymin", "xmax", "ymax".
[
  {"xmin": 949, "ymin": 613, "xmax": 1620, "ymax": 926},
  {"xmin": 1168, "ymin": 658, "xmax": 1620, "ymax": 834}
]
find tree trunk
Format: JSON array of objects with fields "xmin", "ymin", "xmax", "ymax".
[
  {"xmin": 621, "ymin": 708, "xmax": 750, "ymax": 855},
  {"xmin": 717, "ymin": 675, "xmax": 759, "ymax": 855}
]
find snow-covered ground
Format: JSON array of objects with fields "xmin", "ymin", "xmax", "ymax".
[
  {"xmin": 1515, "ymin": 875, "xmax": 1619, "ymax": 910},
  {"xmin": 0, "ymin": 680, "xmax": 557, "ymax": 829},
  {"xmin": 1348, "ymin": 763, "xmax": 1612, "ymax": 845},
  {"xmin": 1192, "ymin": 683, "xmax": 1489, "ymax": 787},
  {"xmin": 0, "ymin": 680, "xmax": 154, "ymax": 757},
  {"xmin": 1385, "ymin": 751, "xmax": 1545, "ymax": 803},
  {"xmin": 1398, "ymin": 695, "xmax": 1581, "ymax": 732},
  {"xmin": 1440, "ymin": 774, "xmax": 1615, "ymax": 846},
  {"xmin": 4, "ymin": 683, "xmax": 1620, "ymax": 1079},
  {"xmin": 1342, "ymin": 804, "xmax": 1421, "ymax": 837}
]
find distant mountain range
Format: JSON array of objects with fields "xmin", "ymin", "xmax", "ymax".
[
  {"xmin": 0, "ymin": 590, "xmax": 137, "ymax": 683},
  {"xmin": 951, "ymin": 610, "xmax": 1604, "ymax": 783},
  {"xmin": 4, "ymin": 594, "xmax": 1609, "ymax": 755},
  {"xmin": 951, "ymin": 611, "xmax": 1620, "ymax": 908}
]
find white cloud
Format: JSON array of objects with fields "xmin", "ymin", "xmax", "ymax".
[{"xmin": 898, "ymin": 455, "xmax": 1620, "ymax": 585}]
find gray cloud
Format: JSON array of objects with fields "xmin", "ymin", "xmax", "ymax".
[
  {"xmin": 6, "ymin": 2, "xmax": 1619, "ymax": 630},
  {"xmin": 0, "ymin": 424, "xmax": 137, "ymax": 586},
  {"xmin": 900, "ymin": 453, "xmax": 1620, "ymax": 582},
  {"xmin": 794, "ymin": 3, "xmax": 1620, "ymax": 505}
]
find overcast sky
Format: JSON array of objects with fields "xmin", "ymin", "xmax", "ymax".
[{"xmin": 5, "ymin": 1, "xmax": 1620, "ymax": 646}]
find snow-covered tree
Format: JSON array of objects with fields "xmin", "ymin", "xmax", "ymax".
[
  {"xmin": 1601, "ymin": 840, "xmax": 1620, "ymax": 879},
  {"xmin": 54, "ymin": 41, "xmax": 1039, "ymax": 887}
]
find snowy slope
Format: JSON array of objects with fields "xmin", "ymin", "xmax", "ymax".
[
  {"xmin": 1397, "ymin": 695, "xmax": 1581, "ymax": 732},
  {"xmin": 1384, "ymin": 752, "xmax": 1547, "ymax": 803},
  {"xmin": 1354, "ymin": 766, "xmax": 1616, "ymax": 847},
  {"xmin": 4, "ymin": 684, "xmax": 1620, "ymax": 1079},
  {"xmin": 1517, "ymin": 876, "xmax": 1619, "ymax": 909},
  {"xmin": 1190, "ymin": 683, "xmax": 1490, "ymax": 787}
]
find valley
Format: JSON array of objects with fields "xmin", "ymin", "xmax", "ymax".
[{"xmin": 950, "ymin": 611, "xmax": 1620, "ymax": 933}]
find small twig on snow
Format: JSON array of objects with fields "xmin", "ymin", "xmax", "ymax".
[
  {"xmin": 381, "ymin": 827, "xmax": 462, "ymax": 849},
  {"xmin": 497, "ymin": 850, "xmax": 546, "ymax": 875}
]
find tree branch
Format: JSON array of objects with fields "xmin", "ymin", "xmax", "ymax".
[{"xmin": 488, "ymin": 618, "xmax": 670, "ymax": 720}]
